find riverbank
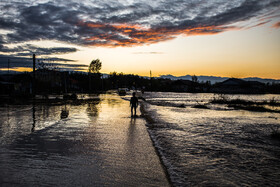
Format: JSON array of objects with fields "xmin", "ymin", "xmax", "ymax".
[{"xmin": 0, "ymin": 93, "xmax": 170, "ymax": 186}]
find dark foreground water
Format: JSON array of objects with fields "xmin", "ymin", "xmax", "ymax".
[
  {"xmin": 0, "ymin": 94, "xmax": 169, "ymax": 186},
  {"xmin": 140, "ymin": 92, "xmax": 280, "ymax": 186}
]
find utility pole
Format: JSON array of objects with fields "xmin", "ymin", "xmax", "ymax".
[
  {"xmin": 32, "ymin": 54, "xmax": 36, "ymax": 131},
  {"xmin": 8, "ymin": 59, "xmax": 10, "ymax": 74},
  {"xmin": 33, "ymin": 54, "xmax": 36, "ymax": 73},
  {"xmin": 150, "ymin": 70, "xmax": 152, "ymax": 91},
  {"xmin": 33, "ymin": 54, "xmax": 36, "ymax": 97},
  {"xmin": 7, "ymin": 59, "xmax": 10, "ymax": 95}
]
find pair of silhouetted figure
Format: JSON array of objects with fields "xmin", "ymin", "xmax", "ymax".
[{"xmin": 130, "ymin": 92, "xmax": 138, "ymax": 117}]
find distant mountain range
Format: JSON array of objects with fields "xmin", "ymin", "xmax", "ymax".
[{"xmin": 158, "ymin": 74, "xmax": 280, "ymax": 84}]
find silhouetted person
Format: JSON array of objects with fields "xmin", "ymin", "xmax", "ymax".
[{"xmin": 130, "ymin": 92, "xmax": 138, "ymax": 117}]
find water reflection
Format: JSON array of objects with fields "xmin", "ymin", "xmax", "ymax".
[
  {"xmin": 32, "ymin": 102, "xmax": 35, "ymax": 132},
  {"xmin": 126, "ymin": 117, "xmax": 137, "ymax": 151},
  {"xmin": 130, "ymin": 117, "xmax": 136, "ymax": 126},
  {"xmin": 60, "ymin": 103, "xmax": 69, "ymax": 119},
  {"xmin": 106, "ymin": 98, "xmax": 122, "ymax": 107},
  {"xmin": 2, "ymin": 99, "xmax": 102, "ymax": 158},
  {"xmin": 87, "ymin": 100, "xmax": 100, "ymax": 118}
]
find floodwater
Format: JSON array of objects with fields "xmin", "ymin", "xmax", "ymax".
[
  {"xmin": 0, "ymin": 94, "xmax": 169, "ymax": 186},
  {"xmin": 1, "ymin": 92, "xmax": 280, "ymax": 187},
  {"xmin": 141, "ymin": 92, "xmax": 280, "ymax": 186}
]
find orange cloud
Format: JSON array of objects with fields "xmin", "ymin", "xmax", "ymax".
[
  {"xmin": 272, "ymin": 21, "xmax": 280, "ymax": 28},
  {"xmin": 111, "ymin": 23, "xmax": 144, "ymax": 30},
  {"xmin": 78, "ymin": 21, "xmax": 236, "ymax": 47}
]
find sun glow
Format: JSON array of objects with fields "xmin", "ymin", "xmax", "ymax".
[{"xmin": 0, "ymin": 67, "xmax": 33, "ymax": 72}]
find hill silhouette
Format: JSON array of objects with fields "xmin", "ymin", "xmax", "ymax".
[{"xmin": 159, "ymin": 74, "xmax": 280, "ymax": 84}]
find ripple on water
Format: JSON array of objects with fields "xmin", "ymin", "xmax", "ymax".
[{"xmin": 143, "ymin": 92, "xmax": 280, "ymax": 186}]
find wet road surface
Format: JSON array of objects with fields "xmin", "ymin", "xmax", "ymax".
[{"xmin": 0, "ymin": 94, "xmax": 170, "ymax": 186}]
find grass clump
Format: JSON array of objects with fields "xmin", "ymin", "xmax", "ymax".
[
  {"xmin": 211, "ymin": 94, "xmax": 280, "ymax": 113},
  {"xmin": 228, "ymin": 105, "xmax": 280, "ymax": 113},
  {"xmin": 192, "ymin": 104, "xmax": 209, "ymax": 109},
  {"xmin": 178, "ymin": 104, "xmax": 186, "ymax": 108}
]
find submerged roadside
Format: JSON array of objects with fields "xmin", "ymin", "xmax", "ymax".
[{"xmin": 139, "ymin": 101, "xmax": 174, "ymax": 187}]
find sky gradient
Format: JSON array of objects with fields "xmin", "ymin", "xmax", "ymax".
[{"xmin": 0, "ymin": 0, "xmax": 280, "ymax": 78}]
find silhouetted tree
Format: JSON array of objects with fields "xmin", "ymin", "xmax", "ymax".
[
  {"xmin": 88, "ymin": 59, "xmax": 102, "ymax": 73},
  {"xmin": 88, "ymin": 59, "xmax": 102, "ymax": 92}
]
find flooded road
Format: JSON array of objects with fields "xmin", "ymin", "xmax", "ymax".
[{"xmin": 0, "ymin": 94, "xmax": 169, "ymax": 186}]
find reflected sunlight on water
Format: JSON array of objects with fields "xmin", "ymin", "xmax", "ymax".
[{"xmin": 0, "ymin": 93, "xmax": 168, "ymax": 186}]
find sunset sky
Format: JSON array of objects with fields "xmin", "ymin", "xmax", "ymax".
[{"xmin": 0, "ymin": 0, "xmax": 279, "ymax": 79}]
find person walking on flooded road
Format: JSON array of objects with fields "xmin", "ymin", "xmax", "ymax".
[{"xmin": 130, "ymin": 92, "xmax": 139, "ymax": 117}]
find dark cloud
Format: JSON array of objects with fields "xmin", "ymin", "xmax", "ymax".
[
  {"xmin": 0, "ymin": 55, "xmax": 86, "ymax": 71},
  {"xmin": 0, "ymin": 44, "xmax": 78, "ymax": 56},
  {"xmin": 0, "ymin": 55, "xmax": 32, "ymax": 68},
  {"xmin": 0, "ymin": 0, "xmax": 279, "ymax": 47}
]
